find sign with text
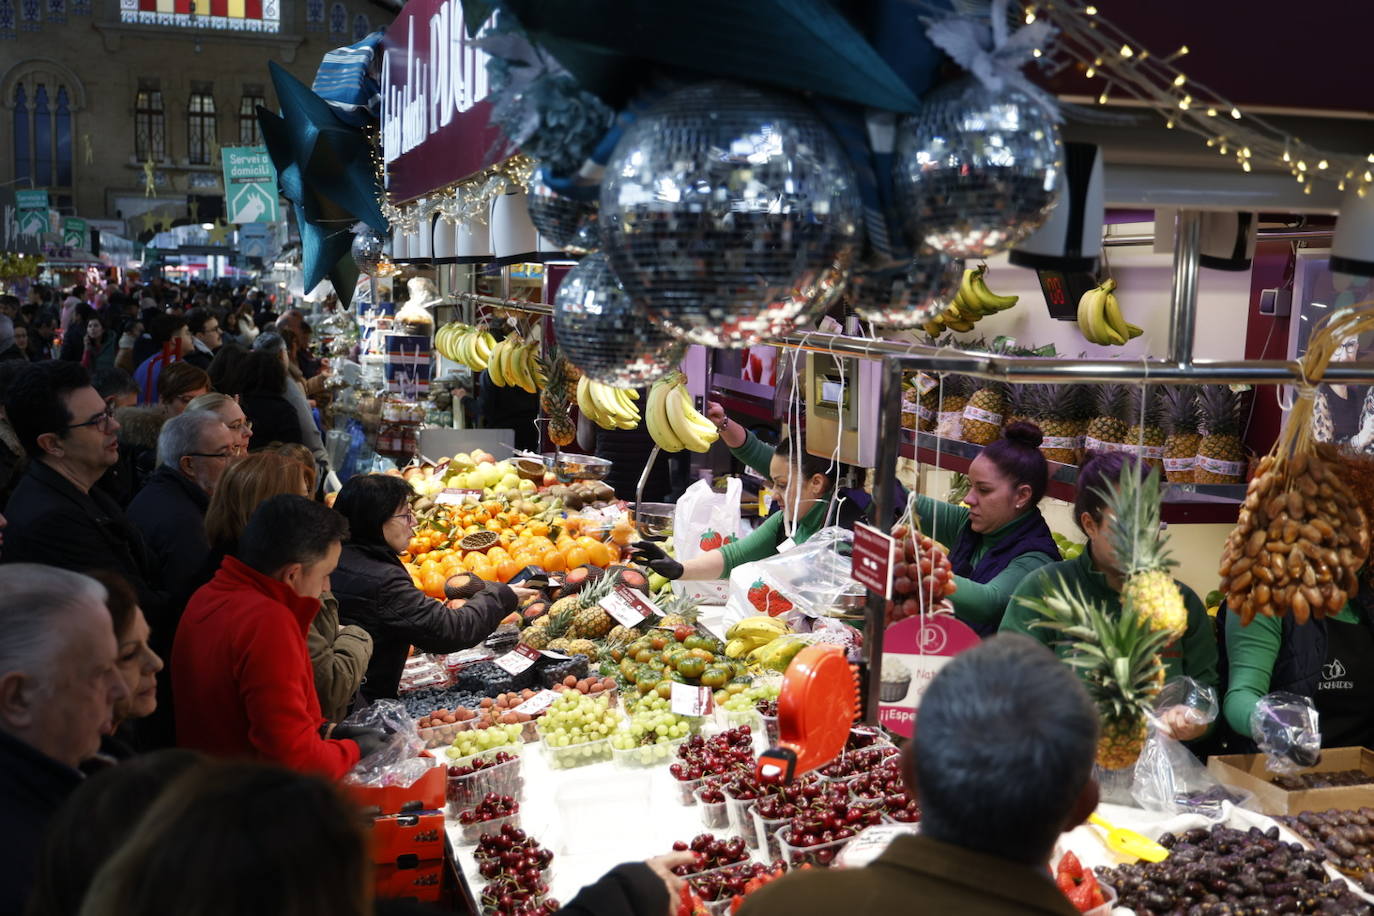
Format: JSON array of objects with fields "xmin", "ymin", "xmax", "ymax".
[
  {"xmin": 513, "ymin": 689, "xmax": 560, "ymax": 716},
  {"xmin": 435, "ymin": 488, "xmax": 484, "ymax": 505},
  {"xmin": 670, "ymin": 682, "xmax": 714, "ymax": 717},
  {"xmin": 379, "ymin": 0, "xmax": 505, "ymax": 202},
  {"xmin": 493, "ymin": 643, "xmax": 541, "ymax": 675},
  {"xmin": 598, "ymin": 585, "xmax": 661, "ymax": 628},
  {"xmin": 221, "ymin": 146, "xmax": 280, "ymax": 223},
  {"xmin": 876, "ymin": 615, "xmax": 980, "ymax": 738},
  {"xmin": 62, "ymin": 217, "xmax": 88, "ymax": 249},
  {"xmin": 851, "ymin": 523, "xmax": 896, "ymax": 599},
  {"xmin": 15, "ymin": 189, "xmax": 48, "ymax": 236}
]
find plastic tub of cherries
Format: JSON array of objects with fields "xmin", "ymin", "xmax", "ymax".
[
  {"xmin": 776, "ymin": 799, "xmax": 884, "ymax": 868},
  {"xmin": 447, "ymin": 749, "xmax": 524, "ymax": 815},
  {"xmin": 669, "ymin": 727, "xmax": 756, "ymax": 806},
  {"xmin": 816, "ymin": 745, "xmax": 899, "ymax": 784},
  {"xmin": 457, "ymin": 792, "xmax": 521, "ymax": 845},
  {"xmin": 670, "ymin": 833, "xmax": 751, "ymax": 886},
  {"xmin": 473, "ymin": 824, "xmax": 557, "ymax": 916},
  {"xmin": 687, "ymin": 860, "xmax": 788, "ymax": 916}
]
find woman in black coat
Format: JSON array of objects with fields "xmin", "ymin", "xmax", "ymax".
[
  {"xmin": 328, "ymin": 474, "xmax": 525, "ymax": 700},
  {"xmin": 229, "ymin": 350, "xmax": 303, "ymax": 450}
]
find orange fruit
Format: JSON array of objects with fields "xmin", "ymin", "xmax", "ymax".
[
  {"xmin": 565, "ymin": 546, "xmax": 590, "ymax": 568},
  {"xmin": 541, "ymin": 549, "xmax": 567, "ymax": 572},
  {"xmin": 496, "ymin": 560, "xmax": 520, "ymax": 583},
  {"xmin": 421, "ymin": 571, "xmax": 446, "ymax": 598},
  {"xmin": 582, "ymin": 541, "xmax": 609, "ymax": 567},
  {"xmin": 468, "ymin": 557, "xmax": 495, "ymax": 580}
]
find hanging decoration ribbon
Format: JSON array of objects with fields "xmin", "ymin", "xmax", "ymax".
[{"xmin": 922, "ymin": 0, "xmax": 1062, "ymax": 121}]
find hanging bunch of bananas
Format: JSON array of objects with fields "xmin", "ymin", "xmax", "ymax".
[
  {"xmin": 487, "ymin": 334, "xmax": 543, "ymax": 393},
  {"xmin": 576, "ymin": 377, "xmax": 641, "ymax": 430},
  {"xmin": 434, "ymin": 322, "xmax": 496, "ymax": 371},
  {"xmin": 922, "ymin": 265, "xmax": 1019, "ymax": 337},
  {"xmin": 646, "ymin": 372, "xmax": 719, "ymax": 454},
  {"xmin": 1077, "ymin": 277, "xmax": 1143, "ymax": 346}
]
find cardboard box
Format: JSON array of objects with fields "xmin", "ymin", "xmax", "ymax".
[
  {"xmin": 1206, "ymin": 746, "xmax": 1374, "ymax": 815},
  {"xmin": 375, "ymin": 860, "xmax": 444, "ymax": 902},
  {"xmin": 369, "ymin": 812, "xmax": 445, "ymax": 866},
  {"xmin": 348, "ymin": 765, "xmax": 445, "ymax": 817}
]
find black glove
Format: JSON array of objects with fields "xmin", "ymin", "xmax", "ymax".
[
  {"xmin": 630, "ymin": 541, "xmax": 684, "ymax": 580},
  {"xmin": 335, "ymin": 725, "xmax": 386, "ymax": 760}
]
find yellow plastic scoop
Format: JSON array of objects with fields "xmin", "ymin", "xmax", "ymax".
[{"xmin": 1088, "ymin": 812, "xmax": 1169, "ymax": 863}]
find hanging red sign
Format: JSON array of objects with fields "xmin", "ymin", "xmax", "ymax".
[
  {"xmin": 851, "ymin": 523, "xmax": 896, "ymax": 598},
  {"xmin": 380, "ymin": 0, "xmax": 508, "ymax": 203}
]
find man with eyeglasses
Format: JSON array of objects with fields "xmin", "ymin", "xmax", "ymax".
[
  {"xmin": 183, "ymin": 307, "xmax": 221, "ymax": 372},
  {"xmin": 0, "ymin": 362, "xmax": 167, "ymax": 635}
]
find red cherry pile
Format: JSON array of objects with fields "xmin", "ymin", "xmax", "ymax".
[
  {"xmin": 474, "ymin": 824, "xmax": 556, "ymax": 916},
  {"xmin": 849, "ymin": 759, "xmax": 913, "ymax": 810},
  {"xmin": 669, "ymin": 834, "xmax": 750, "ymax": 876},
  {"xmin": 754, "ymin": 699, "xmax": 778, "ymax": 717},
  {"xmin": 459, "ymin": 792, "xmax": 519, "ymax": 826},
  {"xmin": 449, "ymin": 749, "xmax": 520, "ymax": 778},
  {"xmin": 752, "ymin": 776, "xmax": 833, "ymax": 821},
  {"xmin": 670, "ymin": 727, "xmax": 755, "ymax": 783},
  {"xmin": 885, "ymin": 524, "xmax": 957, "ymax": 626},
  {"xmin": 686, "ymin": 860, "xmax": 786, "ymax": 903},
  {"xmin": 845, "ymin": 727, "xmax": 885, "ymax": 751},
  {"xmin": 886, "ymin": 797, "xmax": 921, "ymax": 823},
  {"xmin": 447, "ymin": 751, "xmax": 524, "ymax": 811},
  {"xmin": 818, "ymin": 745, "xmax": 898, "ymax": 781}
]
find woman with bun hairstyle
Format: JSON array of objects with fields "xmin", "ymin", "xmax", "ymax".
[
  {"xmin": 1002, "ymin": 450, "xmax": 1219, "ymax": 741},
  {"xmin": 913, "ymin": 421, "xmax": 1062, "ymax": 634}
]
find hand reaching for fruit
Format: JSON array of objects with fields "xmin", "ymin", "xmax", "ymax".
[
  {"xmin": 1158, "ymin": 704, "xmax": 1209, "ymax": 743},
  {"xmin": 646, "ymin": 851, "xmax": 696, "ymax": 910},
  {"xmin": 631, "ymin": 541, "xmax": 685, "ymax": 580},
  {"xmin": 705, "ymin": 401, "xmax": 745, "ymax": 448}
]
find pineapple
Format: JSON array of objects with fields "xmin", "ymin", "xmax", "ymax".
[
  {"xmin": 658, "ymin": 594, "xmax": 702, "ymax": 630},
  {"xmin": 1019, "ymin": 574, "xmax": 1172, "ymax": 770},
  {"xmin": 1102, "ymin": 466, "xmax": 1188, "ymax": 637},
  {"xmin": 547, "ymin": 637, "xmax": 575, "ymax": 654},
  {"xmin": 520, "ymin": 605, "xmax": 572, "ymax": 650},
  {"xmin": 565, "ymin": 638, "xmax": 599, "ymax": 661},
  {"xmin": 962, "ymin": 379, "xmax": 1008, "ymax": 446},
  {"xmin": 537, "ymin": 345, "xmax": 577, "ymax": 448},
  {"xmin": 1084, "ymin": 384, "xmax": 1130, "ymax": 455},
  {"xmin": 1194, "ymin": 386, "xmax": 1245, "ymax": 484},
  {"xmin": 936, "ymin": 375, "xmax": 972, "ymax": 441},
  {"xmin": 1160, "ymin": 388, "xmax": 1201, "ymax": 483},
  {"xmin": 1125, "ymin": 388, "xmax": 1166, "ymax": 473},
  {"xmin": 1030, "ymin": 384, "xmax": 1079, "ymax": 464},
  {"xmin": 1005, "ymin": 383, "xmax": 1037, "ymax": 428},
  {"xmin": 565, "ymin": 572, "xmax": 620, "ymax": 640}
]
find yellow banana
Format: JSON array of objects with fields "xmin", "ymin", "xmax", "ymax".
[
  {"xmin": 645, "ymin": 378, "xmax": 685, "ymax": 452},
  {"xmin": 1100, "ymin": 280, "xmax": 1132, "ymax": 343},
  {"xmin": 971, "ymin": 272, "xmax": 1018, "ymax": 311},
  {"xmin": 488, "ymin": 338, "xmax": 508, "ymax": 386},
  {"xmin": 727, "ymin": 615, "xmax": 790, "ymax": 641},
  {"xmin": 945, "ymin": 317, "xmax": 976, "ymax": 333},
  {"xmin": 1076, "ymin": 285, "xmax": 1107, "ymax": 345},
  {"xmin": 957, "ymin": 268, "xmax": 985, "ymax": 317},
  {"xmin": 665, "ymin": 382, "xmax": 718, "ymax": 453},
  {"xmin": 1124, "ymin": 322, "xmax": 1145, "ymax": 340},
  {"xmin": 576, "ymin": 376, "xmax": 606, "ymax": 426}
]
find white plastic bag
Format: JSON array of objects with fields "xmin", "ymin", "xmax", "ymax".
[
  {"xmin": 672, "ymin": 478, "xmax": 748, "ymax": 604},
  {"xmin": 722, "ymin": 526, "xmax": 862, "ymax": 628}
]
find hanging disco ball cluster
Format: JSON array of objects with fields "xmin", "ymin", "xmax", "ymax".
[{"xmin": 538, "ymin": 69, "xmax": 1062, "ymax": 370}]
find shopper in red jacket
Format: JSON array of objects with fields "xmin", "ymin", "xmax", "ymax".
[{"xmin": 173, "ymin": 494, "xmax": 382, "ymax": 778}]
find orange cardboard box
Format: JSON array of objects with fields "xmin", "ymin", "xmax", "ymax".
[
  {"xmin": 375, "ymin": 859, "xmax": 444, "ymax": 903},
  {"xmin": 348, "ymin": 765, "xmax": 445, "ymax": 817},
  {"xmin": 369, "ymin": 812, "xmax": 445, "ymax": 866}
]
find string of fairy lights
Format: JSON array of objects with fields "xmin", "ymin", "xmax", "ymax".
[{"xmin": 1027, "ymin": 0, "xmax": 1374, "ymax": 197}]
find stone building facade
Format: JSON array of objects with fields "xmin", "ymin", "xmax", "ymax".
[{"xmin": 0, "ymin": 0, "xmax": 386, "ymax": 233}]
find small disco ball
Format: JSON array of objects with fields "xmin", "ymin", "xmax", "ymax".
[
  {"xmin": 553, "ymin": 251, "xmax": 687, "ymax": 388},
  {"xmin": 600, "ymin": 80, "xmax": 862, "ymax": 348},
  {"xmin": 849, "ymin": 252, "xmax": 962, "ymax": 328},
  {"xmin": 350, "ymin": 228, "xmax": 388, "ymax": 274},
  {"xmin": 526, "ymin": 171, "xmax": 600, "ymax": 255},
  {"xmin": 894, "ymin": 76, "xmax": 1061, "ymax": 258}
]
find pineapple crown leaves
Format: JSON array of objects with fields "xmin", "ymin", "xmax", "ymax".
[
  {"xmin": 1095, "ymin": 465, "xmax": 1177, "ymax": 580},
  {"xmin": 578, "ymin": 568, "xmax": 621, "ymax": 607},
  {"xmin": 544, "ymin": 605, "xmax": 575, "ymax": 638},
  {"xmin": 1020, "ymin": 574, "xmax": 1173, "ymax": 713},
  {"xmin": 1197, "ymin": 385, "xmax": 1242, "ymax": 435},
  {"xmin": 1095, "ymin": 384, "xmax": 1132, "ymax": 419},
  {"xmin": 1160, "ymin": 387, "xmax": 1199, "ymax": 434},
  {"xmin": 1127, "ymin": 386, "xmax": 1163, "ymax": 427}
]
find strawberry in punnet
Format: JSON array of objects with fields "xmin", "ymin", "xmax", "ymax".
[
  {"xmin": 1054, "ymin": 851, "xmax": 1106, "ymax": 913},
  {"xmin": 699, "ymin": 529, "xmax": 724, "ymax": 551}
]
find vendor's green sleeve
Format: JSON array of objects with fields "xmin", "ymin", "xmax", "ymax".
[
  {"xmin": 950, "ymin": 552, "xmax": 1056, "ymax": 629},
  {"xmin": 1177, "ymin": 586, "xmax": 1220, "ymax": 692},
  {"xmin": 1000, "ymin": 564, "xmax": 1059, "ymax": 648},
  {"xmin": 729, "ymin": 431, "xmax": 776, "ymax": 479},
  {"xmin": 1222, "ymin": 608, "xmax": 1282, "ymax": 738},
  {"xmin": 913, "ymin": 494, "xmax": 970, "ymax": 547},
  {"xmin": 717, "ymin": 511, "xmax": 785, "ymax": 579}
]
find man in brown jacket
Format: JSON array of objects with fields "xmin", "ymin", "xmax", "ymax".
[
  {"xmin": 308, "ymin": 592, "xmax": 373, "ymax": 723},
  {"xmin": 739, "ymin": 635, "xmax": 1098, "ymax": 916}
]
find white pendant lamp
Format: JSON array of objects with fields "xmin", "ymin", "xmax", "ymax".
[
  {"xmin": 433, "ymin": 215, "xmax": 457, "ymax": 264},
  {"xmin": 491, "ymin": 190, "xmax": 540, "ymax": 265}
]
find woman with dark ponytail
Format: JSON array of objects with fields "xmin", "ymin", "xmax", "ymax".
[{"xmin": 915, "ymin": 421, "xmax": 1062, "ymax": 634}]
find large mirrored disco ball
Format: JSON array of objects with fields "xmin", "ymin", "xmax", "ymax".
[
  {"xmin": 351, "ymin": 228, "xmax": 387, "ymax": 274},
  {"xmin": 526, "ymin": 170, "xmax": 600, "ymax": 255},
  {"xmin": 894, "ymin": 77, "xmax": 1061, "ymax": 259},
  {"xmin": 600, "ymin": 81, "xmax": 862, "ymax": 348},
  {"xmin": 553, "ymin": 251, "xmax": 687, "ymax": 388},
  {"xmin": 848, "ymin": 251, "xmax": 963, "ymax": 328}
]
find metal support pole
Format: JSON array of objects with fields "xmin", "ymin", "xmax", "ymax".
[
  {"xmin": 1169, "ymin": 211, "xmax": 1202, "ymax": 368},
  {"xmin": 862, "ymin": 356, "xmax": 904, "ymax": 726}
]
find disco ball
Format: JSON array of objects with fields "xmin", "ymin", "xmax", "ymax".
[
  {"xmin": 526, "ymin": 171, "xmax": 600, "ymax": 255},
  {"xmin": 849, "ymin": 252, "xmax": 962, "ymax": 328},
  {"xmin": 351, "ymin": 228, "xmax": 388, "ymax": 274},
  {"xmin": 894, "ymin": 76, "xmax": 1061, "ymax": 258},
  {"xmin": 553, "ymin": 251, "xmax": 687, "ymax": 388},
  {"xmin": 600, "ymin": 80, "xmax": 862, "ymax": 348}
]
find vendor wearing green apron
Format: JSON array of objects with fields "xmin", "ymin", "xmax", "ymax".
[
  {"xmin": 915, "ymin": 422, "xmax": 1061, "ymax": 635},
  {"xmin": 1002, "ymin": 451, "xmax": 1219, "ymax": 742},
  {"xmin": 631, "ymin": 406, "xmax": 843, "ymax": 581}
]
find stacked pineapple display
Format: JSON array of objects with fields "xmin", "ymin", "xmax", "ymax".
[
  {"xmin": 1193, "ymin": 386, "xmax": 1246, "ymax": 484},
  {"xmin": 1084, "ymin": 385, "xmax": 1132, "ymax": 455},
  {"xmin": 1160, "ymin": 388, "xmax": 1201, "ymax": 483},
  {"xmin": 537, "ymin": 345, "xmax": 579, "ymax": 448},
  {"xmin": 1029, "ymin": 384, "xmax": 1084, "ymax": 465},
  {"xmin": 1126, "ymin": 388, "xmax": 1166, "ymax": 473},
  {"xmin": 962, "ymin": 379, "xmax": 1008, "ymax": 445}
]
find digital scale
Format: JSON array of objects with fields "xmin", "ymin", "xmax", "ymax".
[{"xmin": 803, "ymin": 352, "xmax": 881, "ymax": 467}]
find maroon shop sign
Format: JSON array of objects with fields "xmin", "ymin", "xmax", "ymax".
[{"xmin": 380, "ymin": 0, "xmax": 507, "ymax": 203}]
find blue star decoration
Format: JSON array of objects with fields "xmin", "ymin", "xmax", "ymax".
[{"xmin": 258, "ymin": 61, "xmax": 388, "ymax": 308}]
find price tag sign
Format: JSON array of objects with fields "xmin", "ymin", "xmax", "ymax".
[
  {"xmin": 539, "ymin": 650, "xmax": 571, "ymax": 660},
  {"xmin": 513, "ymin": 689, "xmax": 560, "ymax": 716},
  {"xmin": 877, "ymin": 615, "xmax": 980, "ymax": 738},
  {"xmin": 599, "ymin": 585, "xmax": 661, "ymax": 628},
  {"xmin": 435, "ymin": 488, "xmax": 484, "ymax": 505},
  {"xmin": 493, "ymin": 644, "xmax": 541, "ymax": 675},
  {"xmin": 851, "ymin": 523, "xmax": 897, "ymax": 599},
  {"xmin": 670, "ymin": 682, "xmax": 715, "ymax": 717}
]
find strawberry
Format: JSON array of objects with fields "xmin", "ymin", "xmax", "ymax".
[
  {"xmin": 699, "ymin": 529, "xmax": 723, "ymax": 551},
  {"xmin": 1066, "ymin": 881, "xmax": 1095, "ymax": 913},
  {"xmin": 1057, "ymin": 851, "xmax": 1084, "ymax": 882},
  {"xmin": 748, "ymin": 579, "xmax": 769, "ymax": 610}
]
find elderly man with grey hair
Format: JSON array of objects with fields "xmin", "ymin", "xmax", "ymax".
[
  {"xmin": 0, "ymin": 564, "xmax": 129, "ymax": 915},
  {"xmin": 127, "ymin": 410, "xmax": 235, "ymax": 611}
]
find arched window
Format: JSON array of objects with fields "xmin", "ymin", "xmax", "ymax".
[
  {"xmin": 305, "ymin": 0, "xmax": 322, "ymax": 30},
  {"xmin": 188, "ymin": 87, "xmax": 216, "ymax": 165},
  {"xmin": 328, "ymin": 0, "xmax": 344, "ymax": 34},
  {"xmin": 135, "ymin": 84, "xmax": 165, "ymax": 161},
  {"xmin": 352, "ymin": 12, "xmax": 368, "ymax": 40},
  {"xmin": 7, "ymin": 65, "xmax": 78, "ymax": 202}
]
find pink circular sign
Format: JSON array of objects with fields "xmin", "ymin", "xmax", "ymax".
[{"xmin": 877, "ymin": 615, "xmax": 980, "ymax": 737}]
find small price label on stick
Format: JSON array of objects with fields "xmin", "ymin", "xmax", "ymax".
[
  {"xmin": 494, "ymin": 644, "xmax": 541, "ymax": 675},
  {"xmin": 670, "ymin": 682, "xmax": 715, "ymax": 717},
  {"xmin": 514, "ymin": 689, "xmax": 560, "ymax": 716},
  {"xmin": 435, "ymin": 488, "xmax": 484, "ymax": 505},
  {"xmin": 599, "ymin": 586, "xmax": 661, "ymax": 628}
]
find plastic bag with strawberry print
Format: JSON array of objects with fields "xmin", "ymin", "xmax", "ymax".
[
  {"xmin": 672, "ymin": 478, "xmax": 750, "ymax": 605},
  {"xmin": 722, "ymin": 527, "xmax": 865, "ymax": 629}
]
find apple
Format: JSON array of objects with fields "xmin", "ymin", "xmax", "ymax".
[
  {"xmin": 499, "ymin": 473, "xmax": 521, "ymax": 491},
  {"xmin": 518, "ymin": 479, "xmax": 537, "ymax": 493}
]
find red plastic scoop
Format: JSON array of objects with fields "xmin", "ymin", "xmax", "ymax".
[{"xmin": 755, "ymin": 644, "xmax": 859, "ymax": 783}]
